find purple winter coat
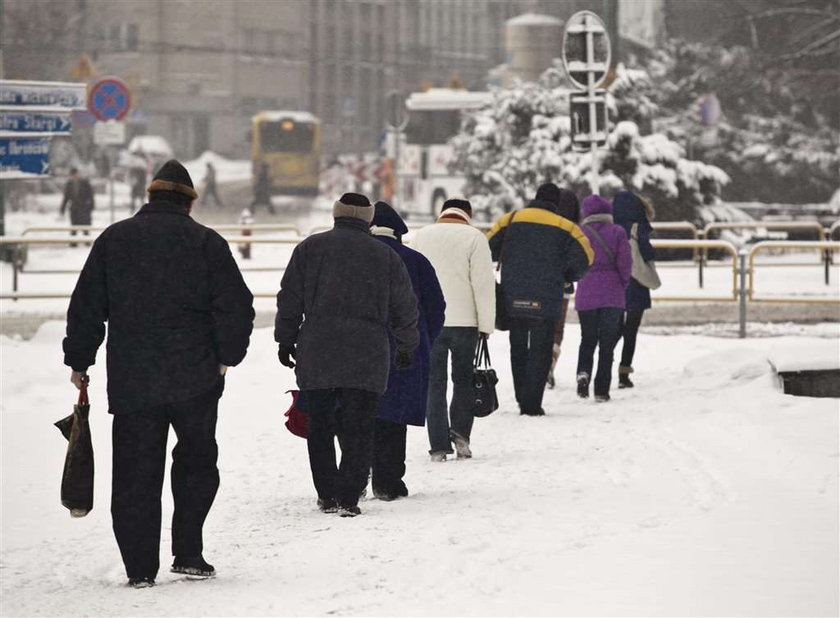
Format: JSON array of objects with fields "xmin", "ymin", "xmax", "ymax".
[{"xmin": 574, "ymin": 195, "xmax": 632, "ymax": 311}]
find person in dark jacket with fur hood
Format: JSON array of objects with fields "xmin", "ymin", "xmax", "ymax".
[
  {"xmin": 613, "ymin": 191, "xmax": 656, "ymax": 388},
  {"xmin": 487, "ymin": 182, "xmax": 594, "ymax": 415},
  {"xmin": 63, "ymin": 159, "xmax": 255, "ymax": 588},
  {"xmin": 275, "ymin": 193, "xmax": 419, "ymax": 517},
  {"xmin": 369, "ymin": 201, "xmax": 446, "ymax": 500}
]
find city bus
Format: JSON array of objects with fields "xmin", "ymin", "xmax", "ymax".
[
  {"xmin": 250, "ymin": 111, "xmax": 321, "ymax": 197},
  {"xmin": 396, "ymin": 89, "xmax": 492, "ymax": 218}
]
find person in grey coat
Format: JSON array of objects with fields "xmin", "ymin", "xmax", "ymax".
[{"xmin": 274, "ymin": 192, "xmax": 419, "ymax": 517}]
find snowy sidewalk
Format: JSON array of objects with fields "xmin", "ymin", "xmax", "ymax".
[{"xmin": 1, "ymin": 323, "xmax": 838, "ymax": 617}]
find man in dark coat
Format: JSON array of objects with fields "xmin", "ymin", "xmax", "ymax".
[
  {"xmin": 63, "ymin": 159, "xmax": 255, "ymax": 588},
  {"xmin": 487, "ymin": 182, "xmax": 593, "ymax": 415},
  {"xmin": 275, "ymin": 193, "xmax": 419, "ymax": 517},
  {"xmin": 369, "ymin": 201, "xmax": 445, "ymax": 501},
  {"xmin": 60, "ymin": 167, "xmax": 95, "ymax": 243}
]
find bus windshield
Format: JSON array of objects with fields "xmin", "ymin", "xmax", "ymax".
[{"xmin": 259, "ymin": 121, "xmax": 314, "ymax": 153}]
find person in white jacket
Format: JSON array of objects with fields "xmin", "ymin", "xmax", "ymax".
[{"xmin": 411, "ymin": 199, "xmax": 495, "ymax": 461}]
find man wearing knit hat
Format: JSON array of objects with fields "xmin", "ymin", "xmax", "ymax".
[
  {"xmin": 411, "ymin": 198, "xmax": 496, "ymax": 461},
  {"xmin": 487, "ymin": 183, "xmax": 594, "ymax": 416},
  {"xmin": 275, "ymin": 193, "xmax": 419, "ymax": 517},
  {"xmin": 64, "ymin": 159, "xmax": 255, "ymax": 588}
]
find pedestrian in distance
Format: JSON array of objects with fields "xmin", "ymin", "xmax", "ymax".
[
  {"xmin": 275, "ymin": 193, "xmax": 419, "ymax": 517},
  {"xmin": 488, "ymin": 183, "xmax": 593, "ymax": 415},
  {"xmin": 574, "ymin": 194, "xmax": 633, "ymax": 402},
  {"xmin": 251, "ymin": 163, "xmax": 276, "ymax": 214},
  {"xmin": 60, "ymin": 167, "xmax": 95, "ymax": 245},
  {"xmin": 411, "ymin": 198, "xmax": 495, "ymax": 460},
  {"xmin": 63, "ymin": 159, "xmax": 255, "ymax": 588},
  {"xmin": 199, "ymin": 161, "xmax": 224, "ymax": 208},
  {"xmin": 613, "ymin": 191, "xmax": 656, "ymax": 388},
  {"xmin": 369, "ymin": 201, "xmax": 446, "ymax": 500},
  {"xmin": 546, "ymin": 188, "xmax": 582, "ymax": 389},
  {"xmin": 129, "ymin": 165, "xmax": 146, "ymax": 213}
]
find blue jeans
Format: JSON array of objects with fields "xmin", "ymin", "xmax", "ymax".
[
  {"xmin": 576, "ymin": 308, "xmax": 623, "ymax": 396},
  {"xmin": 426, "ymin": 327, "xmax": 478, "ymax": 454}
]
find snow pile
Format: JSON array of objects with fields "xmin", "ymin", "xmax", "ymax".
[
  {"xmin": 184, "ymin": 151, "xmax": 252, "ymax": 185},
  {"xmin": 1, "ymin": 323, "xmax": 837, "ymax": 616}
]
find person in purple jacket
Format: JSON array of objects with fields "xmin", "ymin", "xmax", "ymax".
[
  {"xmin": 370, "ymin": 201, "xmax": 446, "ymax": 500},
  {"xmin": 574, "ymin": 195, "xmax": 633, "ymax": 402}
]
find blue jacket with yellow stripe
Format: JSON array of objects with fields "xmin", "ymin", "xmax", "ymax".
[{"xmin": 487, "ymin": 200, "xmax": 594, "ymax": 320}]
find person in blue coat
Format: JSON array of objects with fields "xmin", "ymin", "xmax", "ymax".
[
  {"xmin": 613, "ymin": 191, "xmax": 655, "ymax": 388},
  {"xmin": 370, "ymin": 201, "xmax": 446, "ymax": 500}
]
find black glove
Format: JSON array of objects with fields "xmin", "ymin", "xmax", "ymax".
[
  {"xmin": 395, "ymin": 350, "xmax": 413, "ymax": 370},
  {"xmin": 278, "ymin": 344, "xmax": 296, "ymax": 369}
]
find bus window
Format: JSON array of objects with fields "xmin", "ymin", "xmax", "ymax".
[
  {"xmin": 260, "ymin": 121, "xmax": 314, "ymax": 153},
  {"xmin": 405, "ymin": 110, "xmax": 462, "ymax": 146}
]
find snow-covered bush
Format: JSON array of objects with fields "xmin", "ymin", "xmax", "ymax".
[{"xmin": 450, "ymin": 64, "xmax": 728, "ymax": 221}]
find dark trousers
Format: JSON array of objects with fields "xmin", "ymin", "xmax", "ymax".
[
  {"xmin": 372, "ymin": 418, "xmax": 407, "ymax": 496},
  {"xmin": 427, "ymin": 327, "xmax": 478, "ymax": 454},
  {"xmin": 509, "ymin": 316, "xmax": 555, "ymax": 412},
  {"xmin": 619, "ymin": 308, "xmax": 645, "ymax": 368},
  {"xmin": 111, "ymin": 382, "xmax": 222, "ymax": 580},
  {"xmin": 306, "ymin": 388, "xmax": 379, "ymax": 508},
  {"xmin": 576, "ymin": 308, "xmax": 624, "ymax": 396}
]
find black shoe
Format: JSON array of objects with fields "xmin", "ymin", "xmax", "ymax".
[
  {"xmin": 618, "ymin": 374, "xmax": 634, "ymax": 389},
  {"xmin": 317, "ymin": 497, "xmax": 338, "ymax": 513},
  {"xmin": 338, "ymin": 504, "xmax": 362, "ymax": 517},
  {"xmin": 373, "ymin": 483, "xmax": 408, "ymax": 501},
  {"xmin": 576, "ymin": 373, "xmax": 590, "ymax": 399},
  {"xmin": 171, "ymin": 555, "xmax": 216, "ymax": 578},
  {"xmin": 127, "ymin": 577, "xmax": 155, "ymax": 588},
  {"xmin": 521, "ymin": 408, "xmax": 545, "ymax": 416},
  {"xmin": 594, "ymin": 393, "xmax": 611, "ymax": 402}
]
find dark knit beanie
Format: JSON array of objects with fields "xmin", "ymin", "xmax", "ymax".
[
  {"xmin": 535, "ymin": 182, "xmax": 561, "ymax": 208},
  {"xmin": 372, "ymin": 201, "xmax": 409, "ymax": 237},
  {"xmin": 442, "ymin": 198, "xmax": 472, "ymax": 216},
  {"xmin": 147, "ymin": 159, "xmax": 197, "ymax": 199},
  {"xmin": 333, "ymin": 192, "xmax": 374, "ymax": 223},
  {"xmin": 556, "ymin": 188, "xmax": 580, "ymax": 223}
]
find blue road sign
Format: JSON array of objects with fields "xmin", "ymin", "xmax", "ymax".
[
  {"xmin": 88, "ymin": 78, "xmax": 132, "ymax": 121},
  {"xmin": 0, "ymin": 111, "xmax": 72, "ymax": 135},
  {"xmin": 0, "ymin": 80, "xmax": 87, "ymax": 109},
  {"xmin": 0, "ymin": 136, "xmax": 52, "ymax": 179}
]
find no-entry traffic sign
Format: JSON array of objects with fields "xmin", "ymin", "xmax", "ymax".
[{"xmin": 88, "ymin": 77, "xmax": 132, "ymax": 122}]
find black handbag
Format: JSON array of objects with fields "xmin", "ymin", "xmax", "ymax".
[
  {"xmin": 54, "ymin": 376, "xmax": 94, "ymax": 517},
  {"xmin": 472, "ymin": 335, "xmax": 499, "ymax": 418}
]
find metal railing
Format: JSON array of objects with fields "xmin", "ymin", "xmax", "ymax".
[
  {"xmin": 649, "ymin": 239, "xmax": 738, "ymax": 301},
  {"xmin": 20, "ymin": 223, "xmax": 303, "ymax": 237},
  {"xmin": 0, "ymin": 235, "xmax": 301, "ymax": 296},
  {"xmin": 702, "ymin": 220, "xmax": 827, "ymax": 242},
  {"xmin": 747, "ymin": 241, "xmax": 840, "ymax": 303},
  {"xmin": 2, "ymin": 236, "xmax": 838, "ymax": 339}
]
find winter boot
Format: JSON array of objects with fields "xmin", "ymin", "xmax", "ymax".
[
  {"xmin": 127, "ymin": 577, "xmax": 155, "ymax": 589},
  {"xmin": 317, "ymin": 497, "xmax": 338, "ymax": 513},
  {"xmin": 430, "ymin": 451, "xmax": 447, "ymax": 462},
  {"xmin": 594, "ymin": 393, "xmax": 611, "ymax": 403},
  {"xmin": 451, "ymin": 431, "xmax": 472, "ymax": 459},
  {"xmin": 576, "ymin": 372, "xmax": 590, "ymax": 399},
  {"xmin": 171, "ymin": 555, "xmax": 215, "ymax": 578},
  {"xmin": 618, "ymin": 365, "xmax": 634, "ymax": 389},
  {"xmin": 338, "ymin": 504, "xmax": 362, "ymax": 518}
]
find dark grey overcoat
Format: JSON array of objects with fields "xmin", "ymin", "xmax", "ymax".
[{"xmin": 274, "ymin": 217, "xmax": 419, "ymax": 394}]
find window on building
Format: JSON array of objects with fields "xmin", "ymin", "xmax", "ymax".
[{"xmin": 126, "ymin": 24, "xmax": 139, "ymax": 52}]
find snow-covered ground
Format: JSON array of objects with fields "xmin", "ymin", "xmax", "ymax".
[{"xmin": 1, "ymin": 321, "xmax": 838, "ymax": 617}]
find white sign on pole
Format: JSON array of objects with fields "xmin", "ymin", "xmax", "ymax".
[{"xmin": 93, "ymin": 120, "xmax": 126, "ymax": 146}]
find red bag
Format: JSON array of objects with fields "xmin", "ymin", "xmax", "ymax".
[{"xmin": 284, "ymin": 390, "xmax": 308, "ymax": 438}]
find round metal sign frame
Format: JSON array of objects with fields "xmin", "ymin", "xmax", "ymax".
[
  {"xmin": 561, "ymin": 10, "xmax": 612, "ymax": 91},
  {"xmin": 88, "ymin": 77, "xmax": 132, "ymax": 122}
]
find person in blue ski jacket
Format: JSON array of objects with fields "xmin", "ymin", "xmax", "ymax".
[{"xmin": 369, "ymin": 201, "xmax": 446, "ymax": 500}]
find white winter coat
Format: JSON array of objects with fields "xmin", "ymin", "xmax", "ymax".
[{"xmin": 410, "ymin": 220, "xmax": 496, "ymax": 334}]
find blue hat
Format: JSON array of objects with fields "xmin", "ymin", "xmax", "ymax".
[{"xmin": 372, "ymin": 201, "xmax": 409, "ymax": 237}]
